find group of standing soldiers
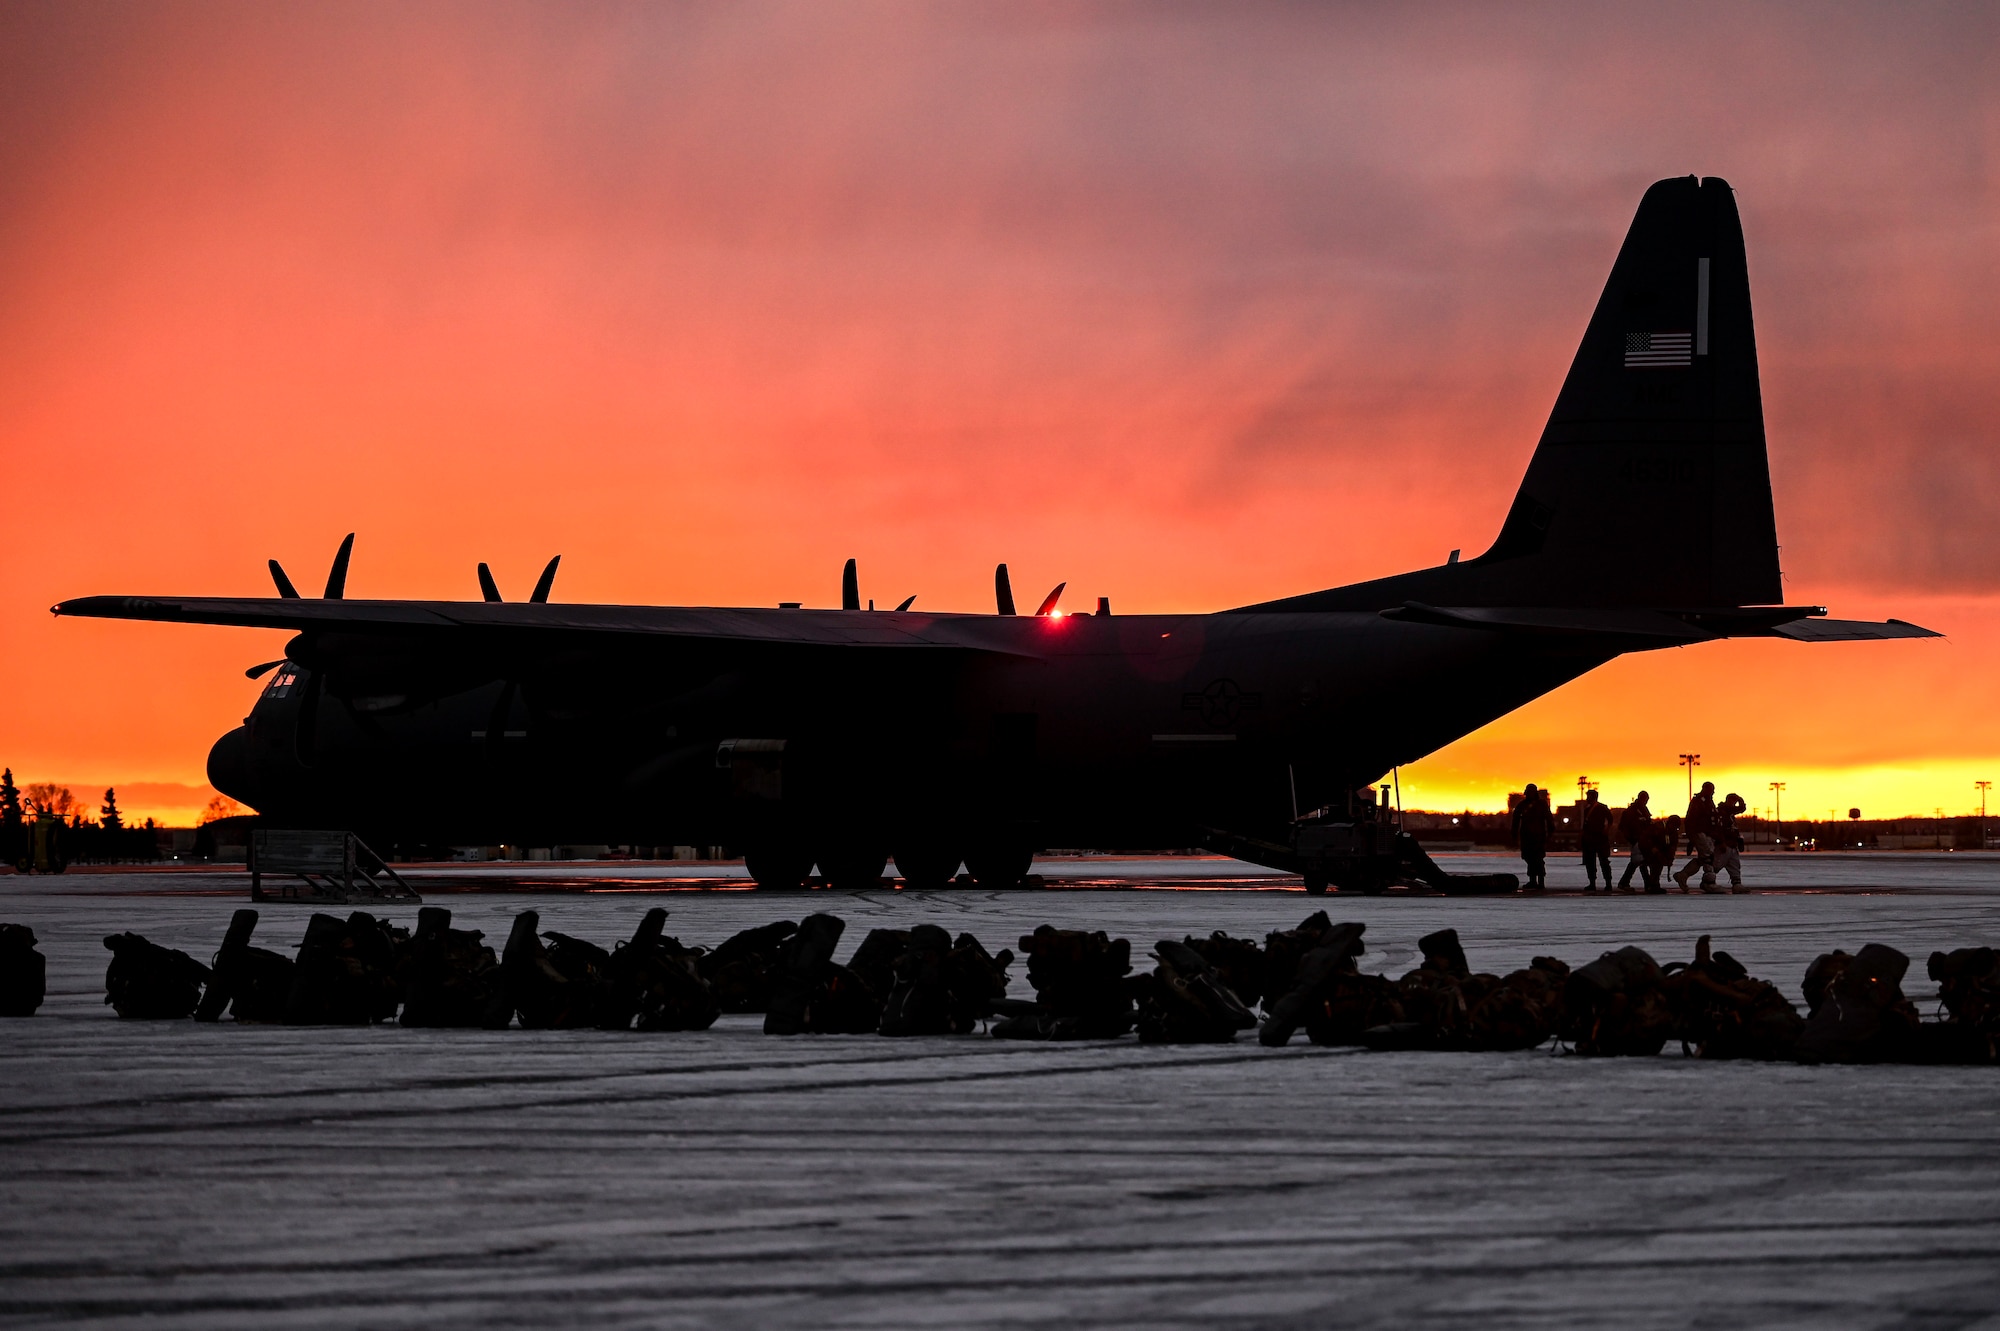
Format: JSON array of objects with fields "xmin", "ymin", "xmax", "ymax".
[{"xmin": 1510, "ymin": 781, "xmax": 1748, "ymax": 894}]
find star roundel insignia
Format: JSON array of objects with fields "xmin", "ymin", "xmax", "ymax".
[{"xmin": 1181, "ymin": 677, "xmax": 1263, "ymax": 728}]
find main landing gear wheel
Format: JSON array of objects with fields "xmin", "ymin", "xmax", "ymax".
[
  {"xmin": 964, "ymin": 845, "xmax": 1033, "ymax": 890},
  {"xmin": 892, "ymin": 844, "xmax": 962, "ymax": 890},
  {"xmin": 743, "ymin": 845, "xmax": 814, "ymax": 890},
  {"xmin": 818, "ymin": 844, "xmax": 889, "ymax": 892},
  {"xmin": 1302, "ymin": 871, "xmax": 1330, "ymax": 896}
]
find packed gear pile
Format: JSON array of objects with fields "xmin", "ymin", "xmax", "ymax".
[
  {"xmin": 1, "ymin": 922, "xmax": 45, "ymax": 1016},
  {"xmin": 5, "ymin": 910, "xmax": 1995, "ymax": 1065}
]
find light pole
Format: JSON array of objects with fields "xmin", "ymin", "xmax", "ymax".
[
  {"xmin": 1977, "ymin": 780, "xmax": 1990, "ymax": 849},
  {"xmin": 1679, "ymin": 753, "xmax": 1701, "ymax": 802},
  {"xmin": 1769, "ymin": 781, "xmax": 1785, "ymax": 848}
]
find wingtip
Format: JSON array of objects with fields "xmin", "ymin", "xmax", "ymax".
[{"xmin": 1887, "ymin": 618, "xmax": 1946, "ymax": 638}]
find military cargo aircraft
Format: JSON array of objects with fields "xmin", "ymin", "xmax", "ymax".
[{"xmin": 56, "ymin": 176, "xmax": 1934, "ymax": 892}]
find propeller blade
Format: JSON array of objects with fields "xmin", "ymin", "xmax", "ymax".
[
  {"xmin": 245, "ymin": 660, "xmax": 286, "ymax": 680},
  {"xmin": 1035, "ymin": 582, "xmax": 1066, "ymax": 617},
  {"xmin": 995, "ymin": 563, "xmax": 1016, "ymax": 616},
  {"xmin": 842, "ymin": 558, "xmax": 860, "ymax": 611},
  {"xmin": 529, "ymin": 555, "xmax": 560, "ymax": 603},
  {"xmin": 895, "ymin": 595, "xmax": 916, "ymax": 612},
  {"xmin": 322, "ymin": 533, "xmax": 355, "ymax": 600},
  {"xmin": 268, "ymin": 559, "xmax": 300, "ymax": 599},
  {"xmin": 477, "ymin": 563, "xmax": 503, "ymax": 603}
]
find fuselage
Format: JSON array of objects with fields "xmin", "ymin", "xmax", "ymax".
[{"xmin": 206, "ymin": 605, "xmax": 1610, "ymax": 855}]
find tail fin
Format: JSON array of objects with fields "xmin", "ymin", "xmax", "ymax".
[
  {"xmin": 1248, "ymin": 175, "xmax": 1783, "ymax": 612},
  {"xmin": 1488, "ymin": 174, "xmax": 1780, "ymax": 605}
]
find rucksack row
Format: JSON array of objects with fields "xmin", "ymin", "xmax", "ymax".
[{"xmin": 5, "ymin": 910, "xmax": 1995, "ymax": 1064}]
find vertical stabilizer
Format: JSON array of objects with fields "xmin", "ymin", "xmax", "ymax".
[
  {"xmin": 1243, "ymin": 175, "xmax": 1783, "ymax": 612},
  {"xmin": 1490, "ymin": 174, "xmax": 1781, "ymax": 606}
]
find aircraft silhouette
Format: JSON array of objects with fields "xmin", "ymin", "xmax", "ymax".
[{"xmin": 56, "ymin": 177, "xmax": 1934, "ymax": 892}]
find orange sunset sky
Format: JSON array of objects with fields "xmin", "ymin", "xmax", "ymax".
[{"xmin": 3, "ymin": 2, "xmax": 1998, "ymax": 827}]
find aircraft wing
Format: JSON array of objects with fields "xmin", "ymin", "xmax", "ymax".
[{"xmin": 50, "ymin": 595, "xmax": 1023, "ymax": 653}]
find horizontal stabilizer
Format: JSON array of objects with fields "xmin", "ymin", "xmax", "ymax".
[
  {"xmin": 1771, "ymin": 617, "xmax": 1940, "ymax": 642},
  {"xmin": 1380, "ymin": 602, "xmax": 1713, "ymax": 643},
  {"xmin": 1381, "ymin": 602, "xmax": 1939, "ymax": 646}
]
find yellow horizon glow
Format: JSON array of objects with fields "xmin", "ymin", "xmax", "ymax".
[
  {"xmin": 1396, "ymin": 760, "xmax": 2000, "ymax": 821},
  {"xmin": 29, "ymin": 754, "xmax": 2000, "ymax": 833}
]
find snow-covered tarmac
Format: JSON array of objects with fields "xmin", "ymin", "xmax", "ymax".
[{"xmin": 3, "ymin": 858, "xmax": 1998, "ymax": 1329}]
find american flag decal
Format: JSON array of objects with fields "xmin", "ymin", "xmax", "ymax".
[{"xmin": 1625, "ymin": 331, "xmax": 1692, "ymax": 368}]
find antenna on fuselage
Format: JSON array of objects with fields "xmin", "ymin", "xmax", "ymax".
[{"xmin": 995, "ymin": 564, "xmax": 1016, "ymax": 615}]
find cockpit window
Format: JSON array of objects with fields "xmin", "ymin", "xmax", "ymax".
[{"xmin": 262, "ymin": 664, "xmax": 303, "ymax": 699}]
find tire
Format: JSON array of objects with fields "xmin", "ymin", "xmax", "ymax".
[
  {"xmin": 743, "ymin": 845, "xmax": 814, "ymax": 890},
  {"xmin": 964, "ymin": 844, "xmax": 1033, "ymax": 890},
  {"xmin": 1327, "ymin": 863, "xmax": 1390, "ymax": 896},
  {"xmin": 1302, "ymin": 871, "xmax": 1330, "ymax": 896},
  {"xmin": 892, "ymin": 844, "xmax": 962, "ymax": 890},
  {"xmin": 818, "ymin": 844, "xmax": 889, "ymax": 892}
]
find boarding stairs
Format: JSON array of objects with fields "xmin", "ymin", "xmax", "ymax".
[{"xmin": 248, "ymin": 829, "xmax": 421, "ymax": 904}]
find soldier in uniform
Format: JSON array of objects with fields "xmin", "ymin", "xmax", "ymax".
[
  {"xmin": 1645, "ymin": 814, "xmax": 1683, "ymax": 892},
  {"xmin": 1673, "ymin": 781, "xmax": 1718, "ymax": 892},
  {"xmin": 1615, "ymin": 791, "xmax": 1652, "ymax": 893},
  {"xmin": 1512, "ymin": 784, "xmax": 1555, "ymax": 891},
  {"xmin": 1708, "ymin": 793, "xmax": 1747, "ymax": 893},
  {"xmin": 1579, "ymin": 788, "xmax": 1613, "ymax": 891}
]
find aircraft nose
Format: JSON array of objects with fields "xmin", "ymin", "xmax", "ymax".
[{"xmin": 206, "ymin": 726, "xmax": 262, "ymax": 809}]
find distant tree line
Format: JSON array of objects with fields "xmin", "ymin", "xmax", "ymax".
[{"xmin": 1, "ymin": 770, "xmax": 166, "ymax": 872}]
